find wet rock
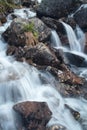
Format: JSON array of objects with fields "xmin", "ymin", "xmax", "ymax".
[
  {"xmin": 42, "ymin": 17, "xmax": 66, "ymax": 34},
  {"xmin": 28, "ymin": 17, "xmax": 51, "ymax": 42},
  {"xmin": 0, "ymin": 13, "xmax": 7, "ymax": 24},
  {"xmin": 66, "ymin": 17, "xmax": 76, "ymax": 30},
  {"xmin": 42, "ymin": 17, "xmax": 71, "ymax": 46},
  {"xmin": 2, "ymin": 18, "xmax": 38, "ymax": 47},
  {"xmin": 6, "ymin": 42, "xmax": 84, "ymax": 86},
  {"xmin": 65, "ymin": 52, "xmax": 85, "ymax": 67},
  {"xmin": 74, "ymin": 4, "xmax": 87, "ymax": 32},
  {"xmin": 47, "ymin": 125, "xmax": 66, "ymax": 130},
  {"xmin": 47, "ymin": 66, "xmax": 84, "ymax": 85},
  {"xmin": 36, "ymin": 0, "xmax": 82, "ymax": 19},
  {"xmin": 13, "ymin": 101, "xmax": 52, "ymax": 130},
  {"xmin": 6, "ymin": 43, "xmax": 62, "ymax": 67},
  {"xmin": 2, "ymin": 17, "xmax": 51, "ymax": 46},
  {"xmin": 65, "ymin": 104, "xmax": 80, "ymax": 120},
  {"xmin": 25, "ymin": 43, "xmax": 60, "ymax": 67}
]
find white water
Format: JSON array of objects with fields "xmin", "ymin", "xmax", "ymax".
[
  {"xmin": 51, "ymin": 30, "xmax": 62, "ymax": 47},
  {"xmin": 13, "ymin": 8, "xmax": 36, "ymax": 19},
  {"xmin": 75, "ymin": 25, "xmax": 85, "ymax": 52},
  {"xmin": 61, "ymin": 22, "xmax": 82, "ymax": 52},
  {"xmin": 0, "ymin": 8, "xmax": 87, "ymax": 130}
]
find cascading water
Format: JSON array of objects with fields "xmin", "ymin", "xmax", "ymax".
[
  {"xmin": 75, "ymin": 25, "xmax": 85, "ymax": 52},
  {"xmin": 0, "ymin": 6, "xmax": 87, "ymax": 130},
  {"xmin": 61, "ymin": 22, "xmax": 82, "ymax": 52},
  {"xmin": 51, "ymin": 30, "xmax": 62, "ymax": 47}
]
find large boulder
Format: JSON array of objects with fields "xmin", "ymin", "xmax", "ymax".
[
  {"xmin": 2, "ymin": 17, "xmax": 51, "ymax": 47},
  {"xmin": 74, "ymin": 4, "xmax": 87, "ymax": 32},
  {"xmin": 36, "ymin": 0, "xmax": 82, "ymax": 19},
  {"xmin": 25, "ymin": 43, "xmax": 60, "ymax": 67},
  {"xmin": 13, "ymin": 101, "xmax": 52, "ymax": 130}
]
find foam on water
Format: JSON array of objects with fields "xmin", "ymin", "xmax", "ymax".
[{"xmin": 0, "ymin": 7, "xmax": 87, "ymax": 130}]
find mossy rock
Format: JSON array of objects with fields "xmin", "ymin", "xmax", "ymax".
[{"xmin": 23, "ymin": 22, "xmax": 39, "ymax": 39}]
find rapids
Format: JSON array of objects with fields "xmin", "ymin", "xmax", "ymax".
[{"xmin": 0, "ymin": 4, "xmax": 87, "ymax": 130}]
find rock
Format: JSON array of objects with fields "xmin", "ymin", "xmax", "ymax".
[
  {"xmin": 47, "ymin": 125, "xmax": 66, "ymax": 130},
  {"xmin": 74, "ymin": 4, "xmax": 87, "ymax": 32},
  {"xmin": 6, "ymin": 42, "xmax": 64, "ymax": 67},
  {"xmin": 47, "ymin": 66, "xmax": 84, "ymax": 85},
  {"xmin": 28, "ymin": 17, "xmax": 51, "ymax": 42},
  {"xmin": 25, "ymin": 43, "xmax": 61, "ymax": 67},
  {"xmin": 65, "ymin": 52, "xmax": 85, "ymax": 67},
  {"xmin": 42, "ymin": 17, "xmax": 75, "ymax": 46},
  {"xmin": 24, "ymin": 31, "xmax": 38, "ymax": 46},
  {"xmin": 21, "ymin": 0, "xmax": 37, "ymax": 7},
  {"xmin": 36, "ymin": 0, "xmax": 82, "ymax": 19},
  {"xmin": 6, "ymin": 42, "xmax": 84, "ymax": 85},
  {"xmin": 13, "ymin": 101, "xmax": 52, "ymax": 130},
  {"xmin": 6, "ymin": 45, "xmax": 26, "ymax": 61},
  {"xmin": 65, "ymin": 104, "xmax": 80, "ymax": 120},
  {"xmin": 42, "ymin": 17, "xmax": 66, "ymax": 34},
  {"xmin": 0, "ymin": 13, "xmax": 7, "ymax": 24},
  {"xmin": 2, "ymin": 17, "xmax": 51, "ymax": 46}
]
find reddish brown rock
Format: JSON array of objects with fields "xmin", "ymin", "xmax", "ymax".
[
  {"xmin": 0, "ymin": 13, "xmax": 7, "ymax": 24},
  {"xmin": 47, "ymin": 65, "xmax": 84, "ymax": 85},
  {"xmin": 24, "ymin": 32, "xmax": 38, "ymax": 46},
  {"xmin": 13, "ymin": 101, "xmax": 52, "ymax": 130},
  {"xmin": 2, "ymin": 17, "xmax": 51, "ymax": 47}
]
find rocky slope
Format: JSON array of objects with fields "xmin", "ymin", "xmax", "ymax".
[{"xmin": 1, "ymin": 0, "xmax": 87, "ymax": 130}]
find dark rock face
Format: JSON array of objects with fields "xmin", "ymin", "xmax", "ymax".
[
  {"xmin": 21, "ymin": 0, "xmax": 37, "ymax": 7},
  {"xmin": 74, "ymin": 5, "xmax": 87, "ymax": 32},
  {"xmin": 25, "ymin": 43, "xmax": 60, "ymax": 67},
  {"xmin": 13, "ymin": 101, "xmax": 52, "ymax": 130},
  {"xmin": 65, "ymin": 52, "xmax": 85, "ymax": 67},
  {"xmin": 2, "ymin": 17, "xmax": 51, "ymax": 46},
  {"xmin": 36, "ymin": 0, "xmax": 82, "ymax": 19}
]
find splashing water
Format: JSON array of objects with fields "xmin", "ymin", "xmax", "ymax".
[{"xmin": 0, "ymin": 7, "xmax": 87, "ymax": 130}]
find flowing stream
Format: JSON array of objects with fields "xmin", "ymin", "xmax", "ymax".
[{"xmin": 0, "ymin": 6, "xmax": 87, "ymax": 130}]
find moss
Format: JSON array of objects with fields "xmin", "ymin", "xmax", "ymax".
[
  {"xmin": 0, "ymin": 0, "xmax": 19, "ymax": 13},
  {"xmin": 23, "ymin": 22, "xmax": 39, "ymax": 39}
]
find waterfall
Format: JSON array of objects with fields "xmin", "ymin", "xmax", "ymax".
[
  {"xmin": 51, "ymin": 30, "xmax": 62, "ymax": 47},
  {"xmin": 61, "ymin": 22, "xmax": 81, "ymax": 52},
  {"xmin": 0, "ymin": 7, "xmax": 87, "ymax": 130},
  {"xmin": 75, "ymin": 25, "xmax": 85, "ymax": 52}
]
